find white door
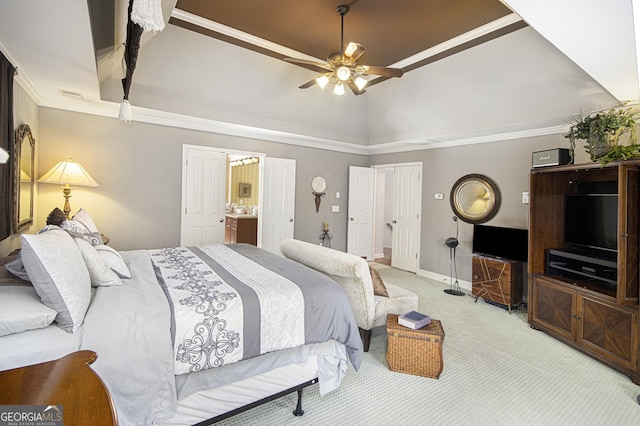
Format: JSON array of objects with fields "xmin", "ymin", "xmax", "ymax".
[
  {"xmin": 180, "ymin": 146, "xmax": 227, "ymax": 246},
  {"xmin": 347, "ymin": 166, "xmax": 375, "ymax": 259},
  {"xmin": 261, "ymin": 157, "xmax": 296, "ymax": 254},
  {"xmin": 391, "ymin": 165, "xmax": 421, "ymax": 272}
]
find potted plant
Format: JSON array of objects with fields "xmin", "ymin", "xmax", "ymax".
[{"xmin": 565, "ymin": 106, "xmax": 640, "ymax": 165}]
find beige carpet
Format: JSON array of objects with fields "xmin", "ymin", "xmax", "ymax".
[{"xmin": 216, "ymin": 264, "xmax": 640, "ymax": 425}]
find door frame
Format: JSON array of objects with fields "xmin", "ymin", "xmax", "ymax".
[
  {"xmin": 181, "ymin": 144, "xmax": 266, "ymax": 246},
  {"xmin": 347, "ymin": 166, "xmax": 376, "ymax": 260},
  {"xmin": 371, "ymin": 161, "xmax": 422, "ymax": 268}
]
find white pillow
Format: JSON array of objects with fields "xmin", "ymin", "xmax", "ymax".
[
  {"xmin": 0, "ymin": 286, "xmax": 57, "ymax": 336},
  {"xmin": 4, "ymin": 255, "xmax": 30, "ymax": 281},
  {"xmin": 75, "ymin": 238, "xmax": 122, "ymax": 287},
  {"xmin": 94, "ymin": 245, "xmax": 131, "ymax": 279},
  {"xmin": 21, "ymin": 228, "xmax": 91, "ymax": 333},
  {"xmin": 72, "ymin": 208, "xmax": 100, "ymax": 234}
]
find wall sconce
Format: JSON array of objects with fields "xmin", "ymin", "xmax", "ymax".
[
  {"xmin": 38, "ymin": 158, "xmax": 99, "ymax": 219},
  {"xmin": 311, "ymin": 176, "xmax": 327, "ymax": 212}
]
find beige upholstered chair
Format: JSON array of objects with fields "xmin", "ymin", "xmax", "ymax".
[{"xmin": 279, "ymin": 239, "xmax": 418, "ymax": 351}]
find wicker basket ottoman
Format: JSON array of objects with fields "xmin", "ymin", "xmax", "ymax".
[{"xmin": 386, "ymin": 314, "xmax": 445, "ymax": 379}]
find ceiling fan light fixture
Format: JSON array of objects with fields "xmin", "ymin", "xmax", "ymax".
[
  {"xmin": 316, "ymin": 75, "xmax": 330, "ymax": 89},
  {"xmin": 344, "ymin": 42, "xmax": 358, "ymax": 57},
  {"xmin": 354, "ymin": 76, "xmax": 368, "ymax": 91},
  {"xmin": 285, "ymin": 4, "xmax": 403, "ymax": 96},
  {"xmin": 336, "ymin": 66, "xmax": 351, "ymax": 81}
]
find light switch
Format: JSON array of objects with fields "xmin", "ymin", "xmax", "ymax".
[
  {"xmin": 332, "ymin": 205, "xmax": 340, "ymax": 212},
  {"xmin": 434, "ymin": 193, "xmax": 444, "ymax": 200},
  {"xmin": 336, "ymin": 192, "xmax": 340, "ymax": 199},
  {"xmin": 522, "ymin": 192, "xmax": 529, "ymax": 204}
]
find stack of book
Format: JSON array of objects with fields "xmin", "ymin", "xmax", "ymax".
[{"xmin": 398, "ymin": 311, "xmax": 431, "ymax": 329}]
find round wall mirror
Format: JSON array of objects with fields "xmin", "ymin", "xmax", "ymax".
[{"xmin": 450, "ymin": 174, "xmax": 501, "ymax": 224}]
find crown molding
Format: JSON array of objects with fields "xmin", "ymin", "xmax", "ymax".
[
  {"xmin": 0, "ymin": 40, "xmax": 43, "ymax": 105},
  {"xmin": 390, "ymin": 13, "xmax": 524, "ymax": 69},
  {"xmin": 37, "ymin": 94, "xmax": 565, "ymax": 157},
  {"xmin": 366, "ymin": 125, "xmax": 568, "ymax": 155},
  {"xmin": 170, "ymin": 9, "xmax": 324, "ymax": 63}
]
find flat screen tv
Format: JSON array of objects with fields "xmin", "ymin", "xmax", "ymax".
[
  {"xmin": 564, "ymin": 194, "xmax": 618, "ymax": 255},
  {"xmin": 472, "ymin": 225, "xmax": 529, "ymax": 262}
]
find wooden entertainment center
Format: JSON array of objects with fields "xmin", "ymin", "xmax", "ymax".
[{"xmin": 528, "ymin": 159, "xmax": 639, "ymax": 384}]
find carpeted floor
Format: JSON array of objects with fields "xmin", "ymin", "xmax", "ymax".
[{"xmin": 216, "ymin": 264, "xmax": 640, "ymax": 425}]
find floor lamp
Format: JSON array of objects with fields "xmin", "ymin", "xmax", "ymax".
[{"xmin": 444, "ymin": 216, "xmax": 465, "ymax": 296}]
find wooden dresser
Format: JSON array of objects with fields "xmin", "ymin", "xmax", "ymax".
[{"xmin": 471, "ymin": 255, "xmax": 523, "ymax": 311}]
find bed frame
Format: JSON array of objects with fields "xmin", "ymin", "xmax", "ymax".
[{"xmin": 194, "ymin": 378, "xmax": 318, "ymax": 425}]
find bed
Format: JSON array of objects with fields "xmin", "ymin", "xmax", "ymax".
[{"xmin": 0, "ymin": 213, "xmax": 363, "ymax": 425}]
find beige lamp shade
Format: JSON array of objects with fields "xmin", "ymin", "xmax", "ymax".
[
  {"xmin": 38, "ymin": 159, "xmax": 99, "ymax": 187},
  {"xmin": 38, "ymin": 159, "xmax": 99, "ymax": 218}
]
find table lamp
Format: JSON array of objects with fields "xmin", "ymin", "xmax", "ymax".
[{"xmin": 38, "ymin": 158, "xmax": 99, "ymax": 219}]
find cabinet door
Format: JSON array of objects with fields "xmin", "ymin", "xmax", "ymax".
[
  {"xmin": 236, "ymin": 218, "xmax": 258, "ymax": 245},
  {"xmin": 618, "ymin": 164, "xmax": 639, "ymax": 305},
  {"xmin": 530, "ymin": 276, "xmax": 576, "ymax": 340},
  {"xmin": 472, "ymin": 256, "xmax": 522, "ymax": 306},
  {"xmin": 577, "ymin": 294, "xmax": 638, "ymax": 371},
  {"xmin": 225, "ymin": 217, "xmax": 237, "ymax": 244}
]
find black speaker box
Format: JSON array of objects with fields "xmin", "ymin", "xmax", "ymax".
[{"xmin": 532, "ymin": 148, "xmax": 572, "ymax": 168}]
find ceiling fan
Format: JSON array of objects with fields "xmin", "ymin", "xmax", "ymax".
[{"xmin": 284, "ymin": 4, "xmax": 403, "ymax": 96}]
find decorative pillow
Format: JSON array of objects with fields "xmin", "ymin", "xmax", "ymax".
[
  {"xmin": 37, "ymin": 224, "xmax": 62, "ymax": 234},
  {"xmin": 94, "ymin": 245, "xmax": 131, "ymax": 279},
  {"xmin": 0, "ymin": 264, "xmax": 31, "ymax": 286},
  {"xmin": 21, "ymin": 228, "xmax": 91, "ymax": 333},
  {"xmin": 369, "ymin": 265, "xmax": 389, "ymax": 297},
  {"xmin": 0, "ymin": 286, "xmax": 57, "ymax": 336},
  {"xmin": 75, "ymin": 239, "xmax": 122, "ymax": 287},
  {"xmin": 46, "ymin": 207, "xmax": 66, "ymax": 226},
  {"xmin": 71, "ymin": 208, "xmax": 100, "ymax": 234},
  {"xmin": 65, "ymin": 229, "xmax": 103, "ymax": 246},
  {"xmin": 3, "ymin": 254, "xmax": 31, "ymax": 281}
]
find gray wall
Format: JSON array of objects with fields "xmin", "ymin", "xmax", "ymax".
[
  {"xmin": 8, "ymin": 104, "xmax": 582, "ymax": 288},
  {"xmin": 36, "ymin": 108, "xmax": 368, "ymax": 252},
  {"xmin": 370, "ymin": 134, "xmax": 572, "ymax": 285}
]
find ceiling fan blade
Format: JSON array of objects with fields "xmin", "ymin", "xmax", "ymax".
[
  {"xmin": 359, "ymin": 65, "xmax": 404, "ymax": 78},
  {"xmin": 344, "ymin": 42, "xmax": 366, "ymax": 63},
  {"xmin": 283, "ymin": 57, "xmax": 334, "ymax": 72},
  {"xmin": 346, "ymin": 80, "xmax": 366, "ymax": 95},
  {"xmin": 299, "ymin": 78, "xmax": 318, "ymax": 89}
]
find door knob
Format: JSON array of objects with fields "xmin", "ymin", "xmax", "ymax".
[
  {"xmin": 219, "ymin": 218, "xmax": 224, "ymax": 223},
  {"xmin": 289, "ymin": 218, "xmax": 294, "ymax": 222},
  {"xmin": 350, "ymin": 217, "xmax": 354, "ymax": 221}
]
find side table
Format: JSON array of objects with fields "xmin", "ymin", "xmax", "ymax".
[
  {"xmin": 386, "ymin": 313, "xmax": 445, "ymax": 379},
  {"xmin": 0, "ymin": 350, "xmax": 118, "ymax": 425}
]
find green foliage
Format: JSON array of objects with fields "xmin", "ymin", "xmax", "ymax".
[
  {"xmin": 597, "ymin": 143, "xmax": 640, "ymax": 165},
  {"xmin": 564, "ymin": 106, "xmax": 640, "ymax": 164}
]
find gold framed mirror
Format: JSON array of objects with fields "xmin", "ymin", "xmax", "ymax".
[
  {"xmin": 14, "ymin": 124, "xmax": 35, "ymax": 232},
  {"xmin": 450, "ymin": 173, "xmax": 501, "ymax": 224}
]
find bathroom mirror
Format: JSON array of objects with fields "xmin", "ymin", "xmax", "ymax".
[
  {"xmin": 450, "ymin": 173, "xmax": 501, "ymax": 224},
  {"xmin": 14, "ymin": 124, "xmax": 35, "ymax": 232}
]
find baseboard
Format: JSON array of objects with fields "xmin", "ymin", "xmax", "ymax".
[{"xmin": 417, "ymin": 269, "xmax": 472, "ymax": 292}]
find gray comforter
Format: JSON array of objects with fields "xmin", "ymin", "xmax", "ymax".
[{"xmin": 0, "ymin": 244, "xmax": 362, "ymax": 425}]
